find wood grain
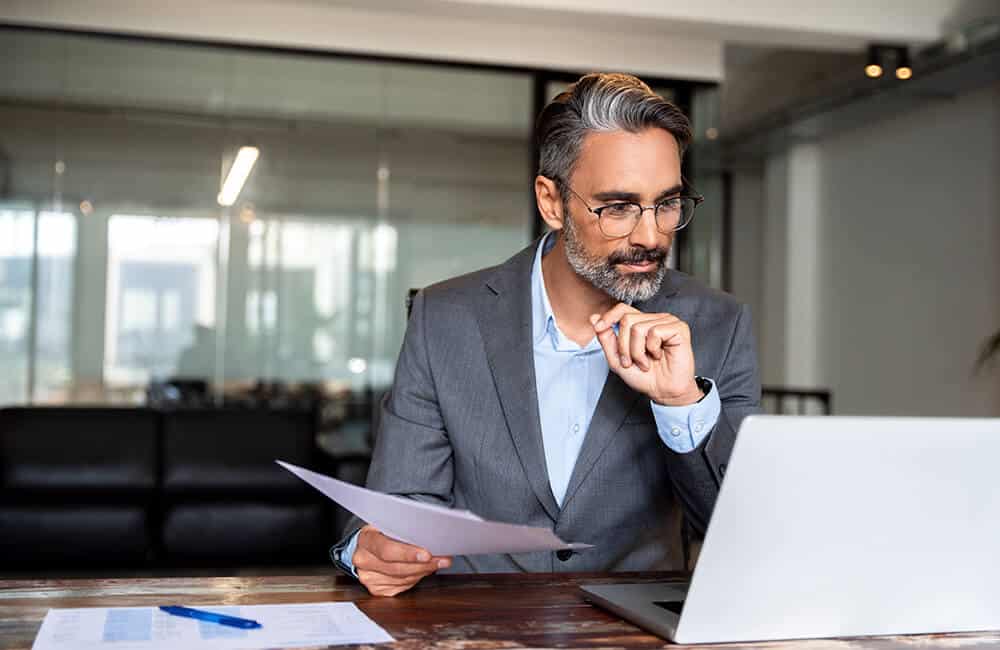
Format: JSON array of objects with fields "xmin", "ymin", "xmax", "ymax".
[{"xmin": 2, "ymin": 571, "xmax": 999, "ymax": 649}]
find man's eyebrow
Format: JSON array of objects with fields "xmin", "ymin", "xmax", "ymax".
[
  {"xmin": 653, "ymin": 184, "xmax": 685, "ymax": 202},
  {"xmin": 591, "ymin": 184, "xmax": 684, "ymax": 203}
]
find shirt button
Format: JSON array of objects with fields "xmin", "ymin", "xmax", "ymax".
[
  {"xmin": 572, "ymin": 424, "xmax": 580, "ymax": 433},
  {"xmin": 670, "ymin": 425, "xmax": 682, "ymax": 437},
  {"xmin": 694, "ymin": 421, "xmax": 704, "ymax": 433}
]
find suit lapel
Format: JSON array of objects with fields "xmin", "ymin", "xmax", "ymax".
[
  {"xmin": 474, "ymin": 242, "xmax": 560, "ymax": 521},
  {"xmin": 559, "ymin": 371, "xmax": 641, "ymax": 511},
  {"xmin": 559, "ymin": 271, "xmax": 684, "ymax": 512}
]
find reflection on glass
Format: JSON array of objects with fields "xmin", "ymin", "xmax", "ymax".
[
  {"xmin": 105, "ymin": 215, "xmax": 219, "ymax": 387},
  {"xmin": 0, "ymin": 206, "xmax": 35, "ymax": 404},
  {"xmin": 1, "ymin": 25, "xmax": 537, "ymax": 406},
  {"xmin": 237, "ymin": 217, "xmax": 368, "ymax": 386},
  {"xmin": 34, "ymin": 211, "xmax": 77, "ymax": 403},
  {"xmin": 0, "ymin": 207, "xmax": 76, "ymax": 404}
]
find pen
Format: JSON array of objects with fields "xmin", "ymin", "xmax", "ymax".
[{"xmin": 158, "ymin": 605, "xmax": 262, "ymax": 629}]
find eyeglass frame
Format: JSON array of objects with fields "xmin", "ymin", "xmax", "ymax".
[{"xmin": 558, "ymin": 179, "xmax": 705, "ymax": 239}]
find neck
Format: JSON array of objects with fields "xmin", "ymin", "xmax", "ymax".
[{"xmin": 540, "ymin": 233, "xmax": 615, "ymax": 345}]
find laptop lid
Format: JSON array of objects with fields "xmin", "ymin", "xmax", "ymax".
[{"xmin": 674, "ymin": 415, "xmax": 1000, "ymax": 644}]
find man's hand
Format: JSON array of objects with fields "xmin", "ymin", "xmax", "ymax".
[
  {"xmin": 591, "ymin": 303, "xmax": 703, "ymax": 406},
  {"xmin": 353, "ymin": 524, "xmax": 453, "ymax": 597}
]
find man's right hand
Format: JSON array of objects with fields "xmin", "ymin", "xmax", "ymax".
[{"xmin": 352, "ymin": 524, "xmax": 453, "ymax": 597}]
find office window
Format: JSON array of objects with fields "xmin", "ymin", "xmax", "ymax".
[
  {"xmin": 0, "ymin": 206, "xmax": 76, "ymax": 404},
  {"xmin": 33, "ymin": 210, "xmax": 77, "ymax": 403},
  {"xmin": 104, "ymin": 215, "xmax": 218, "ymax": 388},
  {"xmin": 0, "ymin": 26, "xmax": 537, "ymax": 405},
  {"xmin": 0, "ymin": 206, "xmax": 35, "ymax": 404},
  {"xmin": 1, "ymin": 26, "xmax": 713, "ymax": 407}
]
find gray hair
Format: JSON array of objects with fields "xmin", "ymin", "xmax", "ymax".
[{"xmin": 536, "ymin": 73, "xmax": 692, "ymax": 188}]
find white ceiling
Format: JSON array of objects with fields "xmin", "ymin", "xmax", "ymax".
[
  {"xmin": 327, "ymin": 0, "xmax": 976, "ymax": 49},
  {"xmin": 3, "ymin": 0, "xmax": 990, "ymax": 73}
]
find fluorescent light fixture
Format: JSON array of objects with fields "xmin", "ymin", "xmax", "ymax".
[{"xmin": 217, "ymin": 146, "xmax": 259, "ymax": 207}]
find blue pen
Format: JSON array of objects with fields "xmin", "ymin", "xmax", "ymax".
[{"xmin": 158, "ymin": 605, "xmax": 262, "ymax": 629}]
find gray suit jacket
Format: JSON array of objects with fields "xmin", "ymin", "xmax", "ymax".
[{"xmin": 340, "ymin": 239, "xmax": 760, "ymax": 573}]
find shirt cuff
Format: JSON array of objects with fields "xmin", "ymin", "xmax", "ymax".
[
  {"xmin": 331, "ymin": 529, "xmax": 362, "ymax": 578},
  {"xmin": 651, "ymin": 378, "xmax": 721, "ymax": 453}
]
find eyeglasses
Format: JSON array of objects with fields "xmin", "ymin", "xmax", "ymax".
[{"xmin": 562, "ymin": 183, "xmax": 704, "ymax": 239}]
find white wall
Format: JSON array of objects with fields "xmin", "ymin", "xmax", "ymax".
[
  {"xmin": 816, "ymin": 82, "xmax": 1000, "ymax": 416},
  {"xmin": 731, "ymin": 82, "xmax": 1000, "ymax": 416}
]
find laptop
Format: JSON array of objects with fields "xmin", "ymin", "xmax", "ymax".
[{"xmin": 581, "ymin": 415, "xmax": 1000, "ymax": 644}]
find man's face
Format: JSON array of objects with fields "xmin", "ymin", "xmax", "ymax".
[{"xmin": 560, "ymin": 127, "xmax": 682, "ymax": 304}]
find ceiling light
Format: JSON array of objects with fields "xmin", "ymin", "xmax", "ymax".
[
  {"xmin": 865, "ymin": 45, "xmax": 883, "ymax": 78},
  {"xmin": 866, "ymin": 44, "xmax": 912, "ymax": 80},
  {"xmin": 895, "ymin": 47, "xmax": 912, "ymax": 80},
  {"xmin": 217, "ymin": 146, "xmax": 259, "ymax": 207}
]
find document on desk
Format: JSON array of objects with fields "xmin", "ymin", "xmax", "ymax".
[
  {"xmin": 277, "ymin": 460, "xmax": 592, "ymax": 556},
  {"xmin": 31, "ymin": 602, "xmax": 393, "ymax": 650}
]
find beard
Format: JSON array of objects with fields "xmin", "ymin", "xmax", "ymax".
[{"xmin": 562, "ymin": 212, "xmax": 670, "ymax": 305}]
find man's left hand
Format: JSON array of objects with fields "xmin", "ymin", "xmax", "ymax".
[{"xmin": 591, "ymin": 303, "xmax": 703, "ymax": 407}]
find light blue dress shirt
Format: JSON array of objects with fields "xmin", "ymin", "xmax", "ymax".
[
  {"xmin": 530, "ymin": 233, "xmax": 720, "ymax": 506},
  {"xmin": 341, "ymin": 234, "xmax": 721, "ymax": 573}
]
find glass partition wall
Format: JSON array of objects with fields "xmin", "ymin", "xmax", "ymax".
[{"xmin": 0, "ymin": 27, "xmax": 718, "ymax": 407}]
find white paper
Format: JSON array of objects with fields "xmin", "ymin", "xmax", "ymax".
[
  {"xmin": 277, "ymin": 460, "xmax": 592, "ymax": 556},
  {"xmin": 31, "ymin": 602, "xmax": 393, "ymax": 650}
]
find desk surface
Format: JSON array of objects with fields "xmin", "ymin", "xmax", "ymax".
[{"xmin": 2, "ymin": 571, "xmax": 999, "ymax": 649}]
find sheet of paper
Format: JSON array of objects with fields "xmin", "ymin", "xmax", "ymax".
[
  {"xmin": 277, "ymin": 460, "xmax": 592, "ymax": 556},
  {"xmin": 31, "ymin": 602, "xmax": 393, "ymax": 650}
]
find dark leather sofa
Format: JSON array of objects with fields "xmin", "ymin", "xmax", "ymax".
[{"xmin": 0, "ymin": 406, "xmax": 333, "ymax": 570}]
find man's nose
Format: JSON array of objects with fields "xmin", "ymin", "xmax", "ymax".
[{"xmin": 628, "ymin": 206, "xmax": 662, "ymax": 248}]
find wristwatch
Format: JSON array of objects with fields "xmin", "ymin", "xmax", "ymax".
[{"xmin": 695, "ymin": 376, "xmax": 712, "ymax": 402}]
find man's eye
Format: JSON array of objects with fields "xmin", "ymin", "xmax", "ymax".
[
  {"xmin": 659, "ymin": 198, "xmax": 681, "ymax": 210},
  {"xmin": 602, "ymin": 203, "xmax": 635, "ymax": 218}
]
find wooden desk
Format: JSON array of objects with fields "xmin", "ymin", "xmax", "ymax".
[{"xmin": 2, "ymin": 571, "xmax": 998, "ymax": 649}]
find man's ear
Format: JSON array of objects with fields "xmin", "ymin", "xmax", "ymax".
[{"xmin": 534, "ymin": 175, "xmax": 565, "ymax": 232}]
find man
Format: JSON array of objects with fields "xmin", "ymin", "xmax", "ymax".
[{"xmin": 331, "ymin": 73, "xmax": 760, "ymax": 596}]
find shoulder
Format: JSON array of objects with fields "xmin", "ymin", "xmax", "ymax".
[
  {"xmin": 413, "ymin": 242, "xmax": 535, "ymax": 316},
  {"xmin": 652, "ymin": 269, "xmax": 748, "ymax": 322}
]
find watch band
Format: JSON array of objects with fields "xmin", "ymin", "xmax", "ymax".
[{"xmin": 694, "ymin": 376, "xmax": 712, "ymax": 402}]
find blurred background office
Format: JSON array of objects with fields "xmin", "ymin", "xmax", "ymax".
[{"xmin": 1, "ymin": 1, "xmax": 998, "ymax": 574}]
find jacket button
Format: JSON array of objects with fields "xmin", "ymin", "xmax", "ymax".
[
  {"xmin": 719, "ymin": 463, "xmax": 727, "ymax": 477},
  {"xmin": 556, "ymin": 549, "xmax": 574, "ymax": 562}
]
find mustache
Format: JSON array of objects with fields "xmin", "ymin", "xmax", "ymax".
[{"xmin": 608, "ymin": 246, "xmax": 668, "ymax": 266}]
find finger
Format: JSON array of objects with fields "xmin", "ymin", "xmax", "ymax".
[
  {"xmin": 369, "ymin": 530, "xmax": 435, "ymax": 564},
  {"xmin": 591, "ymin": 303, "xmax": 639, "ymax": 333},
  {"xmin": 371, "ymin": 585, "xmax": 410, "ymax": 598},
  {"xmin": 643, "ymin": 316, "xmax": 681, "ymax": 362},
  {"xmin": 619, "ymin": 313, "xmax": 662, "ymax": 369},
  {"xmin": 630, "ymin": 319, "xmax": 654, "ymax": 371},
  {"xmin": 358, "ymin": 570, "xmax": 422, "ymax": 597},
  {"xmin": 358, "ymin": 568, "xmax": 422, "ymax": 588},
  {"xmin": 370, "ymin": 582, "xmax": 415, "ymax": 597},
  {"xmin": 649, "ymin": 321, "xmax": 689, "ymax": 352},
  {"xmin": 592, "ymin": 318, "xmax": 623, "ymax": 372},
  {"xmin": 353, "ymin": 547, "xmax": 444, "ymax": 579}
]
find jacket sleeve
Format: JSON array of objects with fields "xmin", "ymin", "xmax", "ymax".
[
  {"xmin": 661, "ymin": 303, "xmax": 761, "ymax": 536},
  {"xmin": 333, "ymin": 290, "xmax": 455, "ymax": 548}
]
